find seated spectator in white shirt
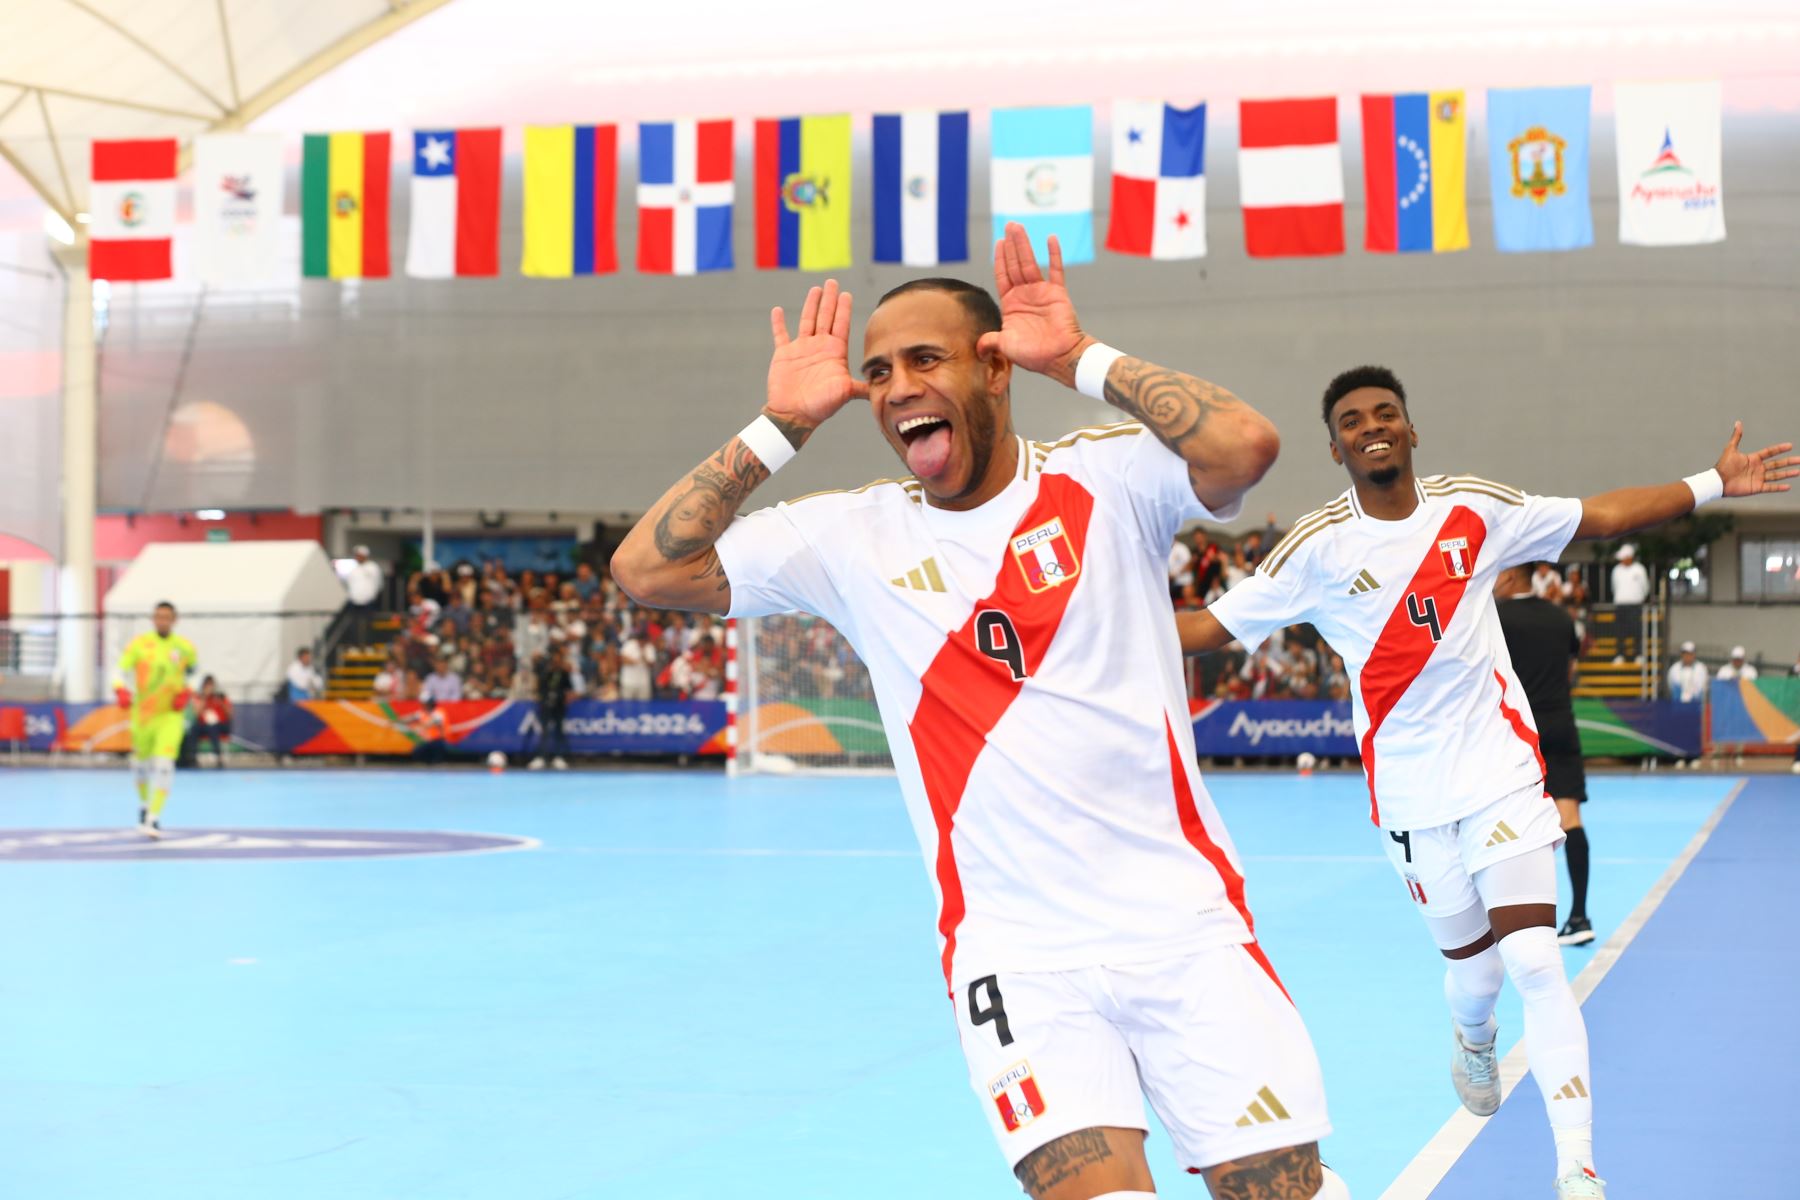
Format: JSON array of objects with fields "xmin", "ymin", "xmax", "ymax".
[
  {"xmin": 1667, "ymin": 641, "xmax": 1709, "ymax": 703},
  {"xmin": 286, "ymin": 647, "xmax": 324, "ymax": 700},
  {"xmin": 1167, "ymin": 536, "xmax": 1195, "ymax": 598},
  {"xmin": 1716, "ymin": 646, "xmax": 1758, "ymax": 682},
  {"xmin": 1531, "ymin": 562, "xmax": 1565, "ymax": 601},
  {"xmin": 420, "ymin": 657, "xmax": 464, "ymax": 703}
]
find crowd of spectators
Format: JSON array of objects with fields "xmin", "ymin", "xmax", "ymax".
[{"xmin": 364, "ymin": 559, "xmax": 726, "ymax": 709}]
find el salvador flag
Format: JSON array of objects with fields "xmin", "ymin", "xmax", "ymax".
[
  {"xmin": 990, "ymin": 105, "xmax": 1095, "ymax": 265},
  {"xmin": 872, "ymin": 111, "xmax": 969, "ymax": 266}
]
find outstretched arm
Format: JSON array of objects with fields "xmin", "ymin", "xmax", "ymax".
[
  {"xmin": 1176, "ymin": 609, "xmax": 1236, "ymax": 656},
  {"xmin": 1574, "ymin": 421, "xmax": 1796, "ymax": 539},
  {"xmin": 611, "ymin": 282, "xmax": 867, "ymax": 615},
  {"xmin": 979, "ymin": 223, "xmax": 1280, "ymax": 515}
]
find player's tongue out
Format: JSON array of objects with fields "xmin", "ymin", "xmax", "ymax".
[{"xmin": 903, "ymin": 420, "xmax": 953, "ymax": 479}]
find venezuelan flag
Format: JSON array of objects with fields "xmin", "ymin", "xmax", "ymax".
[
  {"xmin": 522, "ymin": 124, "xmax": 619, "ymax": 277},
  {"xmin": 1361, "ymin": 91, "xmax": 1467, "ymax": 253},
  {"xmin": 754, "ymin": 114, "xmax": 852, "ymax": 270},
  {"xmin": 301, "ymin": 132, "xmax": 391, "ymax": 278}
]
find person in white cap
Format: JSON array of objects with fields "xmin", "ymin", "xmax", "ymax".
[
  {"xmin": 1608, "ymin": 544, "xmax": 1651, "ymax": 663},
  {"xmin": 1716, "ymin": 646, "xmax": 1758, "ymax": 682},
  {"xmin": 1667, "ymin": 641, "xmax": 1709, "ymax": 704},
  {"xmin": 344, "ymin": 544, "xmax": 385, "ymax": 649}
]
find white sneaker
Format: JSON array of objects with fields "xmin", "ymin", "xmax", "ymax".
[
  {"xmin": 138, "ymin": 820, "xmax": 164, "ymax": 840},
  {"xmin": 1452, "ymin": 1024, "xmax": 1500, "ymax": 1116},
  {"xmin": 1555, "ymin": 1165, "xmax": 1606, "ymax": 1198},
  {"xmin": 527, "ymin": 757, "xmax": 546, "ymax": 770},
  {"xmin": 1790, "ymin": 760, "xmax": 1800, "ymax": 775},
  {"xmin": 551, "ymin": 757, "xmax": 568, "ymax": 770}
]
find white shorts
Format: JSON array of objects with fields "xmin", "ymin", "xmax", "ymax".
[
  {"xmin": 953, "ymin": 942, "xmax": 1331, "ymax": 1173},
  {"xmin": 1379, "ymin": 781, "xmax": 1565, "ymax": 925}
]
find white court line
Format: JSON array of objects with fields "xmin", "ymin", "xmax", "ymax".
[{"xmin": 1378, "ymin": 778, "xmax": 1748, "ymax": 1200}]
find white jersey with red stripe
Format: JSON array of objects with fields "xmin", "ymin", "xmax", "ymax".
[
  {"xmin": 1207, "ymin": 475, "xmax": 1583, "ymax": 832},
  {"xmin": 716, "ymin": 425, "xmax": 1260, "ymax": 988}
]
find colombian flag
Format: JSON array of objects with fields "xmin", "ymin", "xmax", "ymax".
[
  {"xmin": 754, "ymin": 115, "xmax": 852, "ymax": 270},
  {"xmin": 1361, "ymin": 92, "xmax": 1467, "ymax": 253},
  {"xmin": 301, "ymin": 132, "xmax": 391, "ymax": 278},
  {"xmin": 522, "ymin": 124, "xmax": 619, "ymax": 277}
]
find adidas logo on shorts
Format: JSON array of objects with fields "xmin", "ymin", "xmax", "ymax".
[
  {"xmin": 1484, "ymin": 820, "xmax": 1521, "ymax": 848},
  {"xmin": 1233, "ymin": 1085, "xmax": 1292, "ymax": 1127}
]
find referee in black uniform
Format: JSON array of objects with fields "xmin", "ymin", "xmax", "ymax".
[{"xmin": 1496, "ymin": 563, "xmax": 1595, "ymax": 946}]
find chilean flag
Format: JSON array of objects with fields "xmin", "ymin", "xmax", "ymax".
[
  {"xmin": 638, "ymin": 118, "xmax": 734, "ymax": 275},
  {"xmin": 1238, "ymin": 98, "xmax": 1344, "ymax": 257},
  {"xmin": 89, "ymin": 138, "xmax": 177, "ymax": 282},
  {"xmin": 1106, "ymin": 101, "xmax": 1206, "ymax": 259},
  {"xmin": 405, "ymin": 128, "xmax": 502, "ymax": 278}
]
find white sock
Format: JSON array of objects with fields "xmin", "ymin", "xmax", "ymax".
[
  {"xmin": 1498, "ymin": 926, "xmax": 1594, "ymax": 1177},
  {"xmin": 1314, "ymin": 1165, "xmax": 1351, "ymax": 1198},
  {"xmin": 1444, "ymin": 944, "xmax": 1503, "ymax": 1045}
]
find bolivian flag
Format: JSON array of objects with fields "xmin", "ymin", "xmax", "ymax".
[
  {"xmin": 521, "ymin": 124, "xmax": 619, "ymax": 277},
  {"xmin": 302, "ymin": 132, "xmax": 392, "ymax": 278},
  {"xmin": 754, "ymin": 114, "xmax": 852, "ymax": 270}
]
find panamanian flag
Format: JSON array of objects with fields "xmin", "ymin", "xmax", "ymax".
[
  {"xmin": 405, "ymin": 128, "xmax": 502, "ymax": 278},
  {"xmin": 637, "ymin": 118, "xmax": 734, "ymax": 275},
  {"xmin": 1105, "ymin": 100, "xmax": 1206, "ymax": 259},
  {"xmin": 872, "ymin": 110, "xmax": 969, "ymax": 266}
]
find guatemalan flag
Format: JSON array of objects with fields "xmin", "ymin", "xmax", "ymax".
[
  {"xmin": 521, "ymin": 124, "xmax": 618, "ymax": 277},
  {"xmin": 1105, "ymin": 101, "xmax": 1206, "ymax": 259},
  {"xmin": 405, "ymin": 128, "xmax": 502, "ymax": 278},
  {"xmin": 1361, "ymin": 91, "xmax": 1468, "ymax": 253},
  {"xmin": 990, "ymin": 105, "xmax": 1095, "ymax": 265},
  {"xmin": 637, "ymin": 118, "xmax": 734, "ymax": 275},
  {"xmin": 872, "ymin": 111, "xmax": 969, "ymax": 266}
]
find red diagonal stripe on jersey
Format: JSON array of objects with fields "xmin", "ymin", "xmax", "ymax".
[
  {"xmin": 1163, "ymin": 716, "xmax": 1290, "ymax": 1004},
  {"xmin": 909, "ymin": 474, "xmax": 1095, "ymax": 989},
  {"xmin": 1495, "ymin": 670, "xmax": 1548, "ymax": 780},
  {"xmin": 1357, "ymin": 505, "xmax": 1488, "ymax": 826}
]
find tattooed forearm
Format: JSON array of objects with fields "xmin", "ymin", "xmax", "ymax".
[
  {"xmin": 1102, "ymin": 357, "xmax": 1242, "ymax": 462},
  {"xmin": 1013, "ymin": 1128, "xmax": 1115, "ymax": 1197},
  {"xmin": 1204, "ymin": 1142, "xmax": 1323, "ymax": 1200},
  {"xmin": 651, "ymin": 439, "xmax": 772, "ymax": 563}
]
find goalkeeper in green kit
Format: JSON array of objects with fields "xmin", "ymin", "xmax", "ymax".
[{"xmin": 111, "ymin": 601, "xmax": 199, "ymax": 838}]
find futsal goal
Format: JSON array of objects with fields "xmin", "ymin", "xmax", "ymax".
[{"xmin": 730, "ymin": 615, "xmax": 893, "ymax": 774}]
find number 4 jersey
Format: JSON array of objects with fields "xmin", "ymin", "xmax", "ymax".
[
  {"xmin": 716, "ymin": 426, "xmax": 1266, "ymax": 990},
  {"xmin": 1208, "ymin": 477, "xmax": 1583, "ymax": 832}
]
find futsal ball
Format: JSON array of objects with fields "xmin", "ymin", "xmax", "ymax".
[
  {"xmin": 1296, "ymin": 752, "xmax": 1318, "ymax": 775},
  {"xmin": 486, "ymin": 751, "xmax": 507, "ymax": 772}
]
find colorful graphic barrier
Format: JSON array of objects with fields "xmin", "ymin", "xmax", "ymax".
[{"xmin": 1706, "ymin": 677, "xmax": 1800, "ymax": 754}]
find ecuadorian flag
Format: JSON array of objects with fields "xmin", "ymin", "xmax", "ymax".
[
  {"xmin": 522, "ymin": 124, "xmax": 619, "ymax": 277},
  {"xmin": 301, "ymin": 132, "xmax": 391, "ymax": 278},
  {"xmin": 754, "ymin": 114, "xmax": 852, "ymax": 270},
  {"xmin": 1360, "ymin": 91, "xmax": 1467, "ymax": 253}
]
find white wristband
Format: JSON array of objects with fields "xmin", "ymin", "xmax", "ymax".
[
  {"xmin": 1683, "ymin": 467, "xmax": 1724, "ymax": 508},
  {"xmin": 1074, "ymin": 342, "xmax": 1127, "ymax": 401},
  {"xmin": 738, "ymin": 414, "xmax": 799, "ymax": 473}
]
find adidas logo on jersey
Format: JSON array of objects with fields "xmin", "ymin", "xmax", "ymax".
[
  {"xmin": 1232, "ymin": 1085, "xmax": 1292, "ymax": 1127},
  {"xmin": 1484, "ymin": 820, "xmax": 1521, "ymax": 848},
  {"xmin": 889, "ymin": 557, "xmax": 947, "ymax": 593},
  {"xmin": 1346, "ymin": 568, "xmax": 1382, "ymax": 596},
  {"xmin": 1551, "ymin": 1075, "xmax": 1589, "ymax": 1101}
]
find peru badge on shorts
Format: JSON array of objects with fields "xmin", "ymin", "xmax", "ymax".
[
  {"xmin": 989, "ymin": 1061, "xmax": 1046, "ymax": 1131},
  {"xmin": 1011, "ymin": 517, "xmax": 1080, "ymax": 593},
  {"xmin": 1438, "ymin": 536, "xmax": 1472, "ymax": 579}
]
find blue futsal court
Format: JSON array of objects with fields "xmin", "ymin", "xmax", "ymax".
[{"xmin": 0, "ymin": 767, "xmax": 1787, "ymax": 1199}]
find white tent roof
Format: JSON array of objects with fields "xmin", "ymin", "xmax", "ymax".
[
  {"xmin": 0, "ymin": 0, "xmax": 449, "ymax": 223},
  {"xmin": 104, "ymin": 539, "xmax": 344, "ymax": 614}
]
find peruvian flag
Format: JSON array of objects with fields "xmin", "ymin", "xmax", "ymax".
[
  {"xmin": 405, "ymin": 128, "xmax": 502, "ymax": 278},
  {"xmin": 1238, "ymin": 98, "xmax": 1344, "ymax": 257},
  {"xmin": 89, "ymin": 138, "xmax": 177, "ymax": 281},
  {"xmin": 989, "ymin": 1063, "xmax": 1046, "ymax": 1131}
]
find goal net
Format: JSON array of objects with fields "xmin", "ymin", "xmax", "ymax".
[{"xmin": 734, "ymin": 615, "xmax": 893, "ymax": 773}]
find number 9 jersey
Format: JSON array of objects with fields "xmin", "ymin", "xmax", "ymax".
[{"xmin": 1207, "ymin": 476, "xmax": 1583, "ymax": 831}]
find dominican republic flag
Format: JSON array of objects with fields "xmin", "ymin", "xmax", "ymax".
[
  {"xmin": 1106, "ymin": 100, "xmax": 1206, "ymax": 259},
  {"xmin": 638, "ymin": 118, "xmax": 734, "ymax": 275},
  {"xmin": 1238, "ymin": 98, "xmax": 1344, "ymax": 257},
  {"xmin": 872, "ymin": 110, "xmax": 969, "ymax": 266},
  {"xmin": 405, "ymin": 128, "xmax": 502, "ymax": 278},
  {"xmin": 89, "ymin": 138, "xmax": 177, "ymax": 281}
]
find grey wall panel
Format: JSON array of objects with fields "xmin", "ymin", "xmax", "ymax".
[{"xmin": 91, "ymin": 114, "xmax": 1799, "ymax": 525}]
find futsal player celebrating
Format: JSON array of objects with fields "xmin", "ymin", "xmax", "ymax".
[
  {"xmin": 1494, "ymin": 564, "xmax": 1595, "ymax": 946},
  {"xmin": 1178, "ymin": 365, "xmax": 1796, "ymax": 1199},
  {"xmin": 111, "ymin": 600, "xmax": 199, "ymax": 838},
  {"xmin": 614, "ymin": 225, "xmax": 1348, "ymax": 1200}
]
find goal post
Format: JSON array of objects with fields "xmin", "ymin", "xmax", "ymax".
[{"xmin": 731, "ymin": 615, "xmax": 893, "ymax": 774}]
